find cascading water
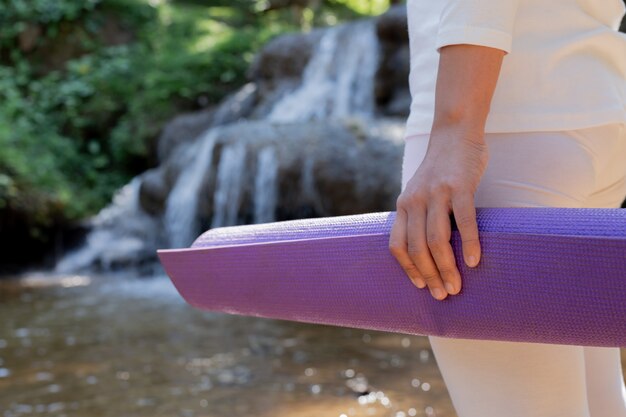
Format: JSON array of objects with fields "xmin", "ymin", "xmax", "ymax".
[
  {"xmin": 329, "ymin": 21, "xmax": 379, "ymax": 118},
  {"xmin": 210, "ymin": 142, "xmax": 247, "ymax": 229},
  {"xmin": 300, "ymin": 156, "xmax": 325, "ymax": 215},
  {"xmin": 54, "ymin": 16, "xmax": 384, "ymax": 272},
  {"xmin": 54, "ymin": 177, "xmax": 160, "ymax": 273},
  {"xmin": 164, "ymin": 130, "xmax": 218, "ymax": 248},
  {"xmin": 253, "ymin": 147, "xmax": 279, "ymax": 224},
  {"xmin": 166, "ymin": 18, "xmax": 380, "ymax": 242},
  {"xmin": 267, "ymin": 20, "xmax": 379, "ymax": 122}
]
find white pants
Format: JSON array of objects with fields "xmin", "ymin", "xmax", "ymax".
[{"xmin": 401, "ymin": 123, "xmax": 626, "ymax": 417}]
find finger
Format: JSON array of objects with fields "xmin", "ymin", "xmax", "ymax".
[
  {"xmin": 389, "ymin": 209, "xmax": 426, "ymax": 288},
  {"xmin": 426, "ymin": 199, "xmax": 462, "ymax": 296},
  {"xmin": 451, "ymin": 193, "xmax": 481, "ymax": 268},
  {"xmin": 407, "ymin": 206, "xmax": 447, "ymax": 300}
]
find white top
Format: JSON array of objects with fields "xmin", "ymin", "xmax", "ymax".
[{"xmin": 404, "ymin": 0, "xmax": 626, "ymax": 137}]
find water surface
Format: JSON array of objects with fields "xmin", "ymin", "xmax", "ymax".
[
  {"xmin": 2, "ymin": 273, "xmax": 624, "ymax": 417},
  {"xmin": 0, "ymin": 273, "xmax": 455, "ymax": 417}
]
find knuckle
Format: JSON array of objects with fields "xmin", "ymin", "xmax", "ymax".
[
  {"xmin": 388, "ymin": 241, "xmax": 403, "ymax": 253},
  {"xmin": 455, "ymin": 214, "xmax": 476, "ymax": 229},
  {"xmin": 407, "ymin": 244, "xmax": 426, "ymax": 258},
  {"xmin": 429, "ymin": 181, "xmax": 451, "ymax": 195},
  {"xmin": 438, "ymin": 265, "xmax": 457, "ymax": 277},
  {"xmin": 397, "ymin": 192, "xmax": 425, "ymax": 208},
  {"xmin": 406, "ymin": 193, "xmax": 426, "ymax": 206},
  {"xmin": 403, "ymin": 264, "xmax": 420, "ymax": 276},
  {"xmin": 426, "ymin": 236, "xmax": 445, "ymax": 250},
  {"xmin": 448, "ymin": 180, "xmax": 466, "ymax": 193},
  {"xmin": 421, "ymin": 272, "xmax": 440, "ymax": 284},
  {"xmin": 462, "ymin": 237, "xmax": 480, "ymax": 245}
]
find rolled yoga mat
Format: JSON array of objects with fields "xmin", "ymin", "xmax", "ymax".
[{"xmin": 157, "ymin": 208, "xmax": 626, "ymax": 348}]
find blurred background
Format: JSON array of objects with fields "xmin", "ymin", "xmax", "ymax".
[{"xmin": 0, "ymin": 1, "xmax": 624, "ymax": 416}]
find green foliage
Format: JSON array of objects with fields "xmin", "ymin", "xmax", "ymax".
[
  {"xmin": 0, "ymin": 0, "xmax": 389, "ymax": 240},
  {"xmin": 0, "ymin": 0, "xmax": 100, "ymax": 40},
  {"xmin": 332, "ymin": 0, "xmax": 390, "ymax": 14}
]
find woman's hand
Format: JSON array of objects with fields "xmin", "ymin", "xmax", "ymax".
[
  {"xmin": 389, "ymin": 43, "xmax": 505, "ymax": 300},
  {"xmin": 389, "ymin": 125, "xmax": 489, "ymax": 300}
]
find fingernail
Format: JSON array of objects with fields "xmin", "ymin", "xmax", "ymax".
[
  {"xmin": 468, "ymin": 255, "xmax": 478, "ymax": 267},
  {"xmin": 444, "ymin": 282, "xmax": 455, "ymax": 294},
  {"xmin": 415, "ymin": 279, "xmax": 426, "ymax": 289},
  {"xmin": 432, "ymin": 288, "xmax": 446, "ymax": 300}
]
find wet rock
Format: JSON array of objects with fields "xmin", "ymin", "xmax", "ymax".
[
  {"xmin": 248, "ymin": 79, "xmax": 301, "ymax": 120},
  {"xmin": 156, "ymin": 108, "xmax": 215, "ymax": 162},
  {"xmin": 375, "ymin": 5, "xmax": 410, "ymax": 117},
  {"xmin": 55, "ymin": 179, "xmax": 163, "ymax": 273},
  {"xmin": 183, "ymin": 118, "xmax": 404, "ymax": 224},
  {"xmin": 212, "ymin": 83, "xmax": 259, "ymax": 125},
  {"xmin": 376, "ymin": 4, "xmax": 408, "ymax": 44},
  {"xmin": 138, "ymin": 169, "xmax": 169, "ymax": 216},
  {"xmin": 247, "ymin": 30, "xmax": 320, "ymax": 81},
  {"xmin": 245, "ymin": 29, "xmax": 323, "ymax": 120}
]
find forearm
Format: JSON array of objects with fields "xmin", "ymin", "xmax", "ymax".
[
  {"xmin": 394, "ymin": 1, "xmax": 516, "ymax": 299},
  {"xmin": 431, "ymin": 44, "xmax": 506, "ymax": 140}
]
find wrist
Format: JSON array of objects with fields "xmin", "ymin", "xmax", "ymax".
[
  {"xmin": 432, "ymin": 103, "xmax": 488, "ymax": 128},
  {"xmin": 430, "ymin": 113, "xmax": 487, "ymax": 145}
]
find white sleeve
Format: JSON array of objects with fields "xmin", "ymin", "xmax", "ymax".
[{"xmin": 435, "ymin": 0, "xmax": 520, "ymax": 54}]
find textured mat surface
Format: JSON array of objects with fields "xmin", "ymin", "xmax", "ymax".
[{"xmin": 158, "ymin": 208, "xmax": 626, "ymax": 347}]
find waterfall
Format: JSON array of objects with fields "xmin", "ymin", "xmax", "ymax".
[
  {"xmin": 267, "ymin": 20, "xmax": 379, "ymax": 122},
  {"xmin": 253, "ymin": 147, "xmax": 279, "ymax": 224},
  {"xmin": 267, "ymin": 27, "xmax": 339, "ymax": 122},
  {"xmin": 55, "ymin": 177, "xmax": 159, "ymax": 273},
  {"xmin": 333, "ymin": 20, "xmax": 378, "ymax": 118},
  {"xmin": 54, "ymin": 15, "xmax": 388, "ymax": 272},
  {"xmin": 164, "ymin": 130, "xmax": 218, "ymax": 248},
  {"xmin": 210, "ymin": 142, "xmax": 247, "ymax": 229}
]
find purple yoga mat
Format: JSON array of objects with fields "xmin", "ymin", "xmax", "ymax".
[{"xmin": 157, "ymin": 208, "xmax": 626, "ymax": 347}]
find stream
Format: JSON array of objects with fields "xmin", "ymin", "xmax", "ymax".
[{"xmin": 0, "ymin": 272, "xmax": 457, "ymax": 417}]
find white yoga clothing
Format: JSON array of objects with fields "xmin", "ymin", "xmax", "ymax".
[
  {"xmin": 401, "ymin": 123, "xmax": 626, "ymax": 417},
  {"xmin": 404, "ymin": 0, "xmax": 626, "ymax": 137}
]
